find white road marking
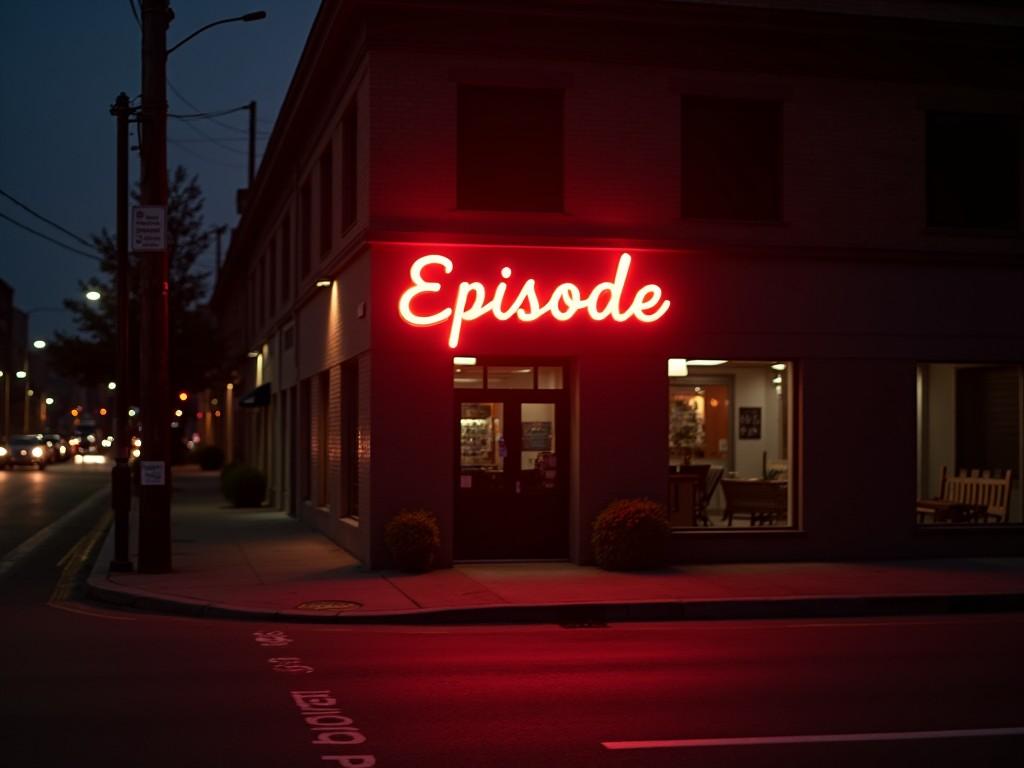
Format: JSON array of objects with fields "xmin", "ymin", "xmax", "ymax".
[
  {"xmin": 603, "ymin": 726, "xmax": 1024, "ymax": 750},
  {"xmin": 0, "ymin": 485, "xmax": 110, "ymax": 579}
]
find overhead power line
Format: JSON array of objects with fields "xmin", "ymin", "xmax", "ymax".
[
  {"xmin": 0, "ymin": 211, "xmax": 102, "ymax": 263},
  {"xmin": 0, "ymin": 187, "xmax": 96, "ymax": 249}
]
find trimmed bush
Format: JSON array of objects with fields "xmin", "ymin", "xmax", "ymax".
[
  {"xmin": 195, "ymin": 444, "xmax": 225, "ymax": 471},
  {"xmin": 223, "ymin": 463, "xmax": 266, "ymax": 507},
  {"xmin": 220, "ymin": 462, "xmax": 243, "ymax": 499},
  {"xmin": 384, "ymin": 509, "xmax": 440, "ymax": 573},
  {"xmin": 591, "ymin": 498, "xmax": 670, "ymax": 571}
]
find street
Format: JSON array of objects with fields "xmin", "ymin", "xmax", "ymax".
[{"xmin": 1, "ymin": 465, "xmax": 1022, "ymax": 767}]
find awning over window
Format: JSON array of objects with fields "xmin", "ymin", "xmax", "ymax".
[{"xmin": 239, "ymin": 382, "xmax": 271, "ymax": 408}]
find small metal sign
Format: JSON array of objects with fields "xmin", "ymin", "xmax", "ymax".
[
  {"xmin": 131, "ymin": 205, "xmax": 167, "ymax": 252},
  {"xmin": 139, "ymin": 460, "xmax": 166, "ymax": 486}
]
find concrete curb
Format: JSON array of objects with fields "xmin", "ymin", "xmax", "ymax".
[{"xmin": 84, "ymin": 575, "xmax": 1024, "ymax": 625}]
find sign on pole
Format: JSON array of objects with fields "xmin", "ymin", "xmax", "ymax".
[{"xmin": 131, "ymin": 205, "xmax": 167, "ymax": 252}]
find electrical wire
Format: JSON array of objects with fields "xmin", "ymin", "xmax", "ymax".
[
  {"xmin": 0, "ymin": 188, "xmax": 96, "ymax": 248},
  {"xmin": 0, "ymin": 211, "xmax": 102, "ymax": 263},
  {"xmin": 168, "ymin": 140, "xmax": 250, "ymax": 169},
  {"xmin": 128, "ymin": 0, "xmax": 141, "ymax": 29}
]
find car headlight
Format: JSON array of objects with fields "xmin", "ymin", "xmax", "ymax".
[
  {"xmin": 0, "ymin": 446, "xmax": 7, "ymax": 457},
  {"xmin": 31, "ymin": 446, "xmax": 44, "ymax": 458}
]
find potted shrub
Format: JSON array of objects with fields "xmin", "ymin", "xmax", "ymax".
[
  {"xmin": 195, "ymin": 444, "xmax": 225, "ymax": 471},
  {"xmin": 222, "ymin": 463, "xmax": 266, "ymax": 507},
  {"xmin": 591, "ymin": 498, "xmax": 670, "ymax": 571},
  {"xmin": 384, "ymin": 509, "xmax": 440, "ymax": 573}
]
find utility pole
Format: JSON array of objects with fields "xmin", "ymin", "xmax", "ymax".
[
  {"xmin": 214, "ymin": 224, "xmax": 227, "ymax": 284},
  {"xmin": 110, "ymin": 91, "xmax": 133, "ymax": 572},
  {"xmin": 138, "ymin": 0, "xmax": 172, "ymax": 573},
  {"xmin": 247, "ymin": 100, "xmax": 256, "ymax": 187}
]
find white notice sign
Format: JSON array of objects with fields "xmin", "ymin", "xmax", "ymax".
[
  {"xmin": 140, "ymin": 460, "xmax": 166, "ymax": 486},
  {"xmin": 132, "ymin": 205, "xmax": 167, "ymax": 252}
]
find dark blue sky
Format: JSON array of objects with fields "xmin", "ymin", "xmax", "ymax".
[{"xmin": 0, "ymin": 0, "xmax": 318, "ymax": 343}]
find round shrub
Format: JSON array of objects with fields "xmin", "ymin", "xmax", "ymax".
[
  {"xmin": 385, "ymin": 509, "xmax": 440, "ymax": 573},
  {"xmin": 220, "ymin": 462, "xmax": 243, "ymax": 499},
  {"xmin": 195, "ymin": 444, "xmax": 225, "ymax": 471},
  {"xmin": 223, "ymin": 464, "xmax": 266, "ymax": 507},
  {"xmin": 591, "ymin": 498, "xmax": 670, "ymax": 571}
]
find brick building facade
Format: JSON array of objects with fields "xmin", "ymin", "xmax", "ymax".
[{"xmin": 213, "ymin": 0, "xmax": 1024, "ymax": 569}]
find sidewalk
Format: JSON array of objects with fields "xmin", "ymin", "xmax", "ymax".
[{"xmin": 87, "ymin": 467, "xmax": 1024, "ymax": 623}]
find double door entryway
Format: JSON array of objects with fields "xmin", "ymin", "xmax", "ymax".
[{"xmin": 454, "ymin": 362, "xmax": 569, "ymax": 560}]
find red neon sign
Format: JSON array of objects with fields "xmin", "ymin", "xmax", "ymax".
[{"xmin": 398, "ymin": 252, "xmax": 670, "ymax": 348}]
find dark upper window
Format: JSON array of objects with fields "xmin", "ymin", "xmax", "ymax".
[
  {"xmin": 927, "ymin": 111, "xmax": 1020, "ymax": 231},
  {"xmin": 320, "ymin": 143, "xmax": 333, "ymax": 255},
  {"xmin": 341, "ymin": 104, "xmax": 357, "ymax": 232},
  {"xmin": 300, "ymin": 181, "xmax": 312, "ymax": 276},
  {"xmin": 680, "ymin": 96, "xmax": 782, "ymax": 221},
  {"xmin": 457, "ymin": 85, "xmax": 563, "ymax": 212}
]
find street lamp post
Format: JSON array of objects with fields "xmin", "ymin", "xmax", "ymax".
[
  {"xmin": 136, "ymin": 2, "xmax": 266, "ymax": 573},
  {"xmin": 110, "ymin": 91, "xmax": 134, "ymax": 572},
  {"xmin": 138, "ymin": 0, "xmax": 173, "ymax": 573}
]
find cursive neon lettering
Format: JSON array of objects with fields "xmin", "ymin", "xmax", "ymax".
[{"xmin": 398, "ymin": 252, "xmax": 670, "ymax": 348}]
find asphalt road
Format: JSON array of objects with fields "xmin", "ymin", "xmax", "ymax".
[
  {"xmin": 0, "ymin": 459, "xmax": 109, "ymax": 560},
  {"xmin": 1, "ymin": 466, "xmax": 1022, "ymax": 766}
]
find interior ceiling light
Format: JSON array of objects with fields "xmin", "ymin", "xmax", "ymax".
[
  {"xmin": 453, "ymin": 356, "xmax": 477, "ymax": 366},
  {"xmin": 667, "ymin": 358, "xmax": 688, "ymax": 377}
]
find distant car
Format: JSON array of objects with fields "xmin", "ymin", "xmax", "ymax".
[
  {"xmin": 43, "ymin": 434, "xmax": 71, "ymax": 462},
  {"xmin": 8, "ymin": 434, "xmax": 50, "ymax": 470}
]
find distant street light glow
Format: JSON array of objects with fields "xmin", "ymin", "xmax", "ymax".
[
  {"xmin": 16, "ymin": 370, "xmax": 27, "ymax": 379},
  {"xmin": 108, "ymin": 381, "xmax": 117, "ymax": 390},
  {"xmin": 33, "ymin": 339, "xmax": 47, "ymax": 349},
  {"xmin": 85, "ymin": 290, "xmax": 102, "ymax": 301},
  {"xmin": 45, "ymin": 397, "xmax": 54, "ymax": 405}
]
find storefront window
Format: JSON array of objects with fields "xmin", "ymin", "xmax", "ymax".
[
  {"xmin": 916, "ymin": 363, "xmax": 1022, "ymax": 525},
  {"xmin": 452, "ymin": 361, "xmax": 565, "ymax": 391},
  {"xmin": 454, "ymin": 365, "xmax": 484, "ymax": 389},
  {"xmin": 488, "ymin": 366, "xmax": 534, "ymax": 389},
  {"xmin": 668, "ymin": 359, "xmax": 793, "ymax": 529}
]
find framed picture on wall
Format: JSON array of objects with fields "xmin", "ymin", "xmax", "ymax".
[{"xmin": 739, "ymin": 407, "xmax": 762, "ymax": 439}]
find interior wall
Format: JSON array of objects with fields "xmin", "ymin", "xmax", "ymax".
[
  {"xmin": 925, "ymin": 363, "xmax": 956, "ymax": 498},
  {"xmin": 733, "ymin": 367, "xmax": 782, "ymax": 479}
]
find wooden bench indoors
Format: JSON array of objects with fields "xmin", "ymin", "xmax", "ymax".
[{"xmin": 916, "ymin": 466, "xmax": 1014, "ymax": 524}]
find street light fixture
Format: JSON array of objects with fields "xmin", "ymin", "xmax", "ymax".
[
  {"xmin": 15, "ymin": 371, "xmax": 27, "ymax": 380},
  {"xmin": 32, "ymin": 339, "xmax": 47, "ymax": 350},
  {"xmin": 166, "ymin": 11, "xmax": 266, "ymax": 56},
  {"xmin": 85, "ymin": 290, "xmax": 102, "ymax": 302}
]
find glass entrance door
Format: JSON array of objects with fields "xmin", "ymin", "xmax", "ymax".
[{"xmin": 454, "ymin": 363, "xmax": 568, "ymax": 560}]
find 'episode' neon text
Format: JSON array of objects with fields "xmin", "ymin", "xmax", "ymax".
[{"xmin": 398, "ymin": 252, "xmax": 670, "ymax": 348}]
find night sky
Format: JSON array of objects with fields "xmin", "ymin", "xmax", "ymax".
[{"xmin": 0, "ymin": 0, "xmax": 318, "ymax": 342}]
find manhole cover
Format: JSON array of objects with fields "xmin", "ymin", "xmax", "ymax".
[{"xmin": 295, "ymin": 600, "xmax": 362, "ymax": 611}]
